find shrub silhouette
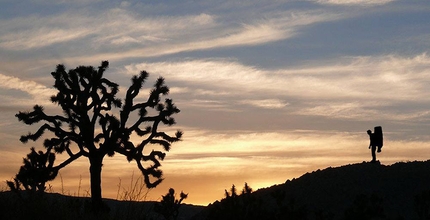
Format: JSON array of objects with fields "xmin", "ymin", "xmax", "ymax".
[
  {"xmin": 14, "ymin": 61, "xmax": 182, "ymax": 210},
  {"xmin": 154, "ymin": 188, "xmax": 188, "ymax": 220},
  {"xmin": 7, "ymin": 147, "xmax": 56, "ymax": 192}
]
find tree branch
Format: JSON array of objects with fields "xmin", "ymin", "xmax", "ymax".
[{"xmin": 54, "ymin": 150, "xmax": 87, "ymax": 170}]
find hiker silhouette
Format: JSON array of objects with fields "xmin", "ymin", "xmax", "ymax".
[{"xmin": 367, "ymin": 126, "xmax": 383, "ymax": 163}]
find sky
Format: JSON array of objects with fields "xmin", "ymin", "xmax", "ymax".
[{"xmin": 1, "ymin": 0, "xmax": 430, "ymax": 205}]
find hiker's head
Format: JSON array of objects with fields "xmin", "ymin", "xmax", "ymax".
[{"xmin": 367, "ymin": 130, "xmax": 372, "ymax": 135}]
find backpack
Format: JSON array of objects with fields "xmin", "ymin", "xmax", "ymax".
[{"xmin": 374, "ymin": 126, "xmax": 383, "ymax": 148}]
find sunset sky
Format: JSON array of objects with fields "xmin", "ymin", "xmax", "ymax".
[{"xmin": 1, "ymin": 0, "xmax": 430, "ymax": 205}]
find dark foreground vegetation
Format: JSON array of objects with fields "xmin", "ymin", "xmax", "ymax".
[
  {"xmin": 2, "ymin": 160, "xmax": 430, "ymax": 220},
  {"xmin": 0, "ymin": 191, "xmax": 202, "ymax": 220}
]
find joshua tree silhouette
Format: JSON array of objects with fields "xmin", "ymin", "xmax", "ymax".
[
  {"xmin": 15, "ymin": 61, "xmax": 182, "ymax": 210},
  {"xmin": 7, "ymin": 147, "xmax": 56, "ymax": 192}
]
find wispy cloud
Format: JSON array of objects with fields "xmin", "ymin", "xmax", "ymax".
[
  {"xmin": 0, "ymin": 28, "xmax": 91, "ymax": 50},
  {"xmin": 185, "ymin": 99, "xmax": 237, "ymax": 112},
  {"xmin": 92, "ymin": 11, "xmax": 217, "ymax": 47},
  {"xmin": 31, "ymin": 0, "xmax": 103, "ymax": 5},
  {"xmin": 0, "ymin": 73, "xmax": 56, "ymax": 105},
  {"xmin": 0, "ymin": 10, "xmax": 217, "ymax": 51},
  {"xmin": 126, "ymin": 53, "xmax": 430, "ymax": 100},
  {"xmin": 125, "ymin": 53, "xmax": 430, "ymax": 121},
  {"xmin": 100, "ymin": 10, "xmax": 341, "ymax": 59},
  {"xmin": 316, "ymin": 0, "xmax": 395, "ymax": 6},
  {"xmin": 0, "ymin": 8, "xmax": 340, "ymax": 62},
  {"xmin": 185, "ymin": 10, "xmax": 341, "ymax": 49},
  {"xmin": 283, "ymin": 53, "xmax": 430, "ymax": 101},
  {"xmin": 240, "ymin": 99, "xmax": 289, "ymax": 109},
  {"xmin": 0, "ymin": 12, "xmax": 94, "ymax": 50}
]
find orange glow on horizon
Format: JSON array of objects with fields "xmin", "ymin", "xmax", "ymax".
[{"xmin": 2, "ymin": 131, "xmax": 429, "ymax": 205}]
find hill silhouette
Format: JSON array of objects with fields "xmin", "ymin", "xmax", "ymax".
[
  {"xmin": 2, "ymin": 160, "xmax": 430, "ymax": 219},
  {"xmin": 194, "ymin": 160, "xmax": 430, "ymax": 220}
]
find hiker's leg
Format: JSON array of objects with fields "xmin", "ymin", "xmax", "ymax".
[{"xmin": 371, "ymin": 145, "xmax": 376, "ymax": 162}]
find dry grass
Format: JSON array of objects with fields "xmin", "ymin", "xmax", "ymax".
[
  {"xmin": 116, "ymin": 171, "xmax": 152, "ymax": 202},
  {"xmin": 0, "ymin": 172, "xmax": 167, "ymax": 220}
]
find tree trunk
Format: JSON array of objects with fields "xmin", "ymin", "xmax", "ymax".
[{"xmin": 89, "ymin": 154, "xmax": 105, "ymax": 211}]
